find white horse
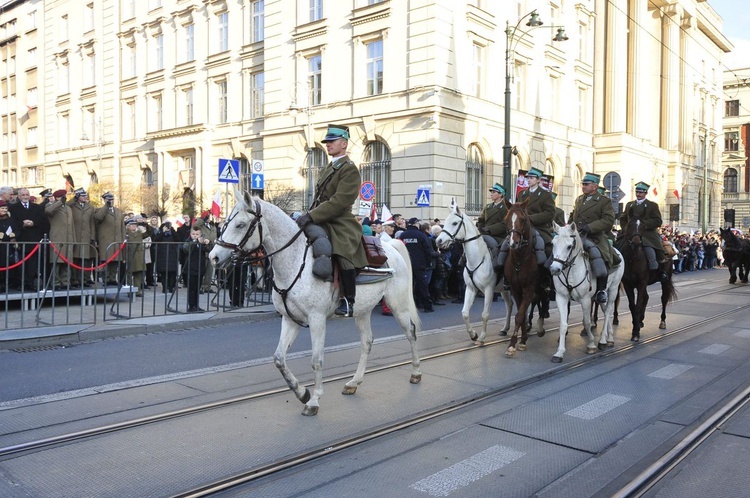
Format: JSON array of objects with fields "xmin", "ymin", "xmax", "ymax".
[
  {"xmin": 548, "ymin": 222, "xmax": 624, "ymax": 363},
  {"xmin": 209, "ymin": 190, "xmax": 422, "ymax": 416},
  {"xmin": 435, "ymin": 203, "xmax": 512, "ymax": 345}
]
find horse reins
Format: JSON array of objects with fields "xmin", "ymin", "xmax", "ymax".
[
  {"xmin": 443, "ymin": 213, "xmax": 488, "ymax": 290},
  {"xmin": 551, "ymin": 236, "xmax": 589, "ymax": 293}
]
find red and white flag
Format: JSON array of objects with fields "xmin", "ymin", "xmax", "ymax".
[
  {"xmin": 370, "ymin": 202, "xmax": 378, "ymax": 221},
  {"xmin": 211, "ymin": 191, "xmax": 222, "ymax": 218},
  {"xmin": 673, "ymin": 189, "xmax": 680, "ymax": 200},
  {"xmin": 381, "ymin": 204, "xmax": 393, "ymax": 223}
]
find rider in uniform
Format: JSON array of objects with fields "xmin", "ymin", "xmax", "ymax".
[
  {"xmin": 551, "ymin": 192, "xmax": 566, "ymax": 226},
  {"xmin": 568, "ymin": 172, "xmax": 616, "ymax": 303},
  {"xmin": 296, "ymin": 124, "xmax": 367, "ymax": 318},
  {"xmin": 620, "ymin": 181, "xmax": 669, "ymax": 282},
  {"xmin": 478, "ymin": 183, "xmax": 509, "ymax": 287},
  {"xmin": 496, "ymin": 167, "xmax": 555, "ymax": 289}
]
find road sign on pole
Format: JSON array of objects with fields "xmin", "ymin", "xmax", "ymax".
[
  {"xmin": 416, "ymin": 187, "xmax": 431, "ymax": 207},
  {"xmin": 218, "ymin": 159, "xmax": 240, "ymax": 184},
  {"xmin": 360, "ymin": 181, "xmax": 376, "ymax": 201}
]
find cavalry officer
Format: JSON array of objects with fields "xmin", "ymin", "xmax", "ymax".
[
  {"xmin": 295, "ymin": 124, "xmax": 367, "ymax": 318},
  {"xmin": 568, "ymin": 172, "xmax": 616, "ymax": 303},
  {"xmin": 477, "ymin": 182, "xmax": 508, "ymax": 245},
  {"xmin": 620, "ymin": 181, "xmax": 669, "ymax": 282}
]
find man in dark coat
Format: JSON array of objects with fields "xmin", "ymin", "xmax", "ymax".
[
  {"xmin": 569, "ymin": 172, "xmax": 617, "ymax": 303},
  {"xmin": 295, "ymin": 124, "xmax": 367, "ymax": 317},
  {"xmin": 620, "ymin": 181, "xmax": 668, "ymax": 282},
  {"xmin": 9, "ymin": 188, "xmax": 46, "ymax": 290},
  {"xmin": 182, "ymin": 226, "xmax": 213, "ymax": 312},
  {"xmin": 153, "ymin": 221, "xmax": 180, "ymax": 293},
  {"xmin": 398, "ymin": 217, "xmax": 439, "ymax": 312}
]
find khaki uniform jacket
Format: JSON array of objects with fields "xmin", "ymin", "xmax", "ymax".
[
  {"xmin": 554, "ymin": 207, "xmax": 566, "ymax": 227},
  {"xmin": 477, "ymin": 202, "xmax": 508, "ymax": 244},
  {"xmin": 569, "ymin": 193, "xmax": 616, "ymax": 267},
  {"xmin": 67, "ymin": 200, "xmax": 96, "ymax": 259},
  {"xmin": 45, "ymin": 199, "xmax": 76, "ymax": 260},
  {"xmin": 309, "ymin": 156, "xmax": 368, "ymax": 268},
  {"xmin": 620, "ymin": 199, "xmax": 663, "ymax": 251},
  {"xmin": 516, "ymin": 187, "xmax": 556, "ymax": 245},
  {"xmin": 126, "ymin": 229, "xmax": 145, "ymax": 273},
  {"xmin": 94, "ymin": 206, "xmax": 126, "ymax": 262}
]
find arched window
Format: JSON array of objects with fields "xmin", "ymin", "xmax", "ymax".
[
  {"xmin": 724, "ymin": 168, "xmax": 738, "ymax": 193},
  {"xmin": 360, "ymin": 140, "xmax": 391, "ymax": 211},
  {"xmin": 89, "ymin": 172, "xmax": 98, "ymax": 185},
  {"xmin": 302, "ymin": 147, "xmax": 327, "ymax": 209},
  {"xmin": 141, "ymin": 167, "xmax": 154, "ymax": 187},
  {"xmin": 465, "ymin": 144, "xmax": 484, "ymax": 214}
]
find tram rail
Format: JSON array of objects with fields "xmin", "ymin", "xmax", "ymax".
[{"xmin": 0, "ymin": 283, "xmax": 746, "ymax": 497}]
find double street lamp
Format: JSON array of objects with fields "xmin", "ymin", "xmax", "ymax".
[{"xmin": 503, "ymin": 10, "xmax": 568, "ymax": 198}]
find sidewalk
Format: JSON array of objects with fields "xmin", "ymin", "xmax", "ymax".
[{"xmin": 0, "ymin": 284, "xmax": 278, "ymax": 350}]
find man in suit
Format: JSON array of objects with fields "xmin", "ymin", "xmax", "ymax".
[
  {"xmin": 295, "ymin": 124, "xmax": 367, "ymax": 317},
  {"xmin": 477, "ymin": 183, "xmax": 508, "ymax": 245},
  {"xmin": 9, "ymin": 188, "xmax": 47, "ymax": 290},
  {"xmin": 620, "ymin": 181, "xmax": 669, "ymax": 282},
  {"xmin": 68, "ymin": 188, "xmax": 96, "ymax": 286},
  {"xmin": 568, "ymin": 172, "xmax": 617, "ymax": 303}
]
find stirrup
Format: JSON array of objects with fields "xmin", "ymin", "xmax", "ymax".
[
  {"xmin": 334, "ymin": 298, "xmax": 354, "ymax": 317},
  {"xmin": 659, "ymin": 271, "xmax": 669, "ymax": 282},
  {"xmin": 595, "ymin": 290, "xmax": 608, "ymax": 304}
]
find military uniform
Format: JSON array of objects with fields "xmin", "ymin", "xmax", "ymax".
[
  {"xmin": 477, "ymin": 201, "xmax": 508, "ymax": 245},
  {"xmin": 516, "ymin": 186, "xmax": 556, "ymax": 248},
  {"xmin": 620, "ymin": 198, "xmax": 664, "ymax": 258},
  {"xmin": 569, "ymin": 192, "xmax": 617, "ymax": 268}
]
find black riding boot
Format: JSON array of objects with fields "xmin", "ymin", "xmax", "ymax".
[
  {"xmin": 658, "ymin": 262, "xmax": 669, "ymax": 283},
  {"xmin": 595, "ymin": 276, "xmax": 608, "ymax": 304},
  {"xmin": 335, "ymin": 269, "xmax": 357, "ymax": 317}
]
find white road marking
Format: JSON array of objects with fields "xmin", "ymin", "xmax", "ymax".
[
  {"xmin": 698, "ymin": 344, "xmax": 731, "ymax": 355},
  {"xmin": 410, "ymin": 445, "xmax": 525, "ymax": 497},
  {"xmin": 648, "ymin": 363, "xmax": 693, "ymax": 379},
  {"xmin": 565, "ymin": 393, "xmax": 630, "ymax": 420},
  {"xmin": 734, "ymin": 330, "xmax": 750, "ymax": 339}
]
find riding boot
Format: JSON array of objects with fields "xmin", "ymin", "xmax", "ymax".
[
  {"xmin": 335, "ymin": 269, "xmax": 357, "ymax": 317},
  {"xmin": 595, "ymin": 275, "xmax": 608, "ymax": 304},
  {"xmin": 658, "ymin": 262, "xmax": 669, "ymax": 283},
  {"xmin": 496, "ymin": 240, "xmax": 510, "ymax": 291}
]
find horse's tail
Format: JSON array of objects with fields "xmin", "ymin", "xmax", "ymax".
[
  {"xmin": 663, "ymin": 276, "xmax": 678, "ymax": 304},
  {"xmin": 388, "ymin": 239, "xmax": 421, "ymax": 335}
]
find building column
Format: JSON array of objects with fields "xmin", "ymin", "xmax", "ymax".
[
  {"xmin": 661, "ymin": 4, "xmax": 682, "ymax": 151},
  {"xmin": 604, "ymin": 0, "xmax": 628, "ymax": 133}
]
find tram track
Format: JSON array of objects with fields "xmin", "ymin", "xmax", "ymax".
[{"xmin": 0, "ymin": 282, "xmax": 745, "ymax": 497}]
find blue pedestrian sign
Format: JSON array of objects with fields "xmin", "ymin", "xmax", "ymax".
[
  {"xmin": 416, "ymin": 188, "xmax": 430, "ymax": 207},
  {"xmin": 251, "ymin": 173, "xmax": 264, "ymax": 190},
  {"xmin": 218, "ymin": 159, "xmax": 240, "ymax": 183}
]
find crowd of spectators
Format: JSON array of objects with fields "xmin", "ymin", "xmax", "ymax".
[{"xmin": 657, "ymin": 226, "xmax": 724, "ymax": 273}]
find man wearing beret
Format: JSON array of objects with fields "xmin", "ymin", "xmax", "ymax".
[
  {"xmin": 94, "ymin": 192, "xmax": 126, "ymax": 285},
  {"xmin": 9, "ymin": 188, "xmax": 46, "ymax": 290},
  {"xmin": 45, "ymin": 189, "xmax": 76, "ymax": 289},
  {"xmin": 568, "ymin": 172, "xmax": 618, "ymax": 303},
  {"xmin": 295, "ymin": 124, "xmax": 367, "ymax": 317},
  {"xmin": 620, "ymin": 181, "xmax": 669, "ymax": 282}
]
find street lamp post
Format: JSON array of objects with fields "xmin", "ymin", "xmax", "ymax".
[
  {"xmin": 289, "ymin": 88, "xmax": 314, "ymax": 208},
  {"xmin": 503, "ymin": 10, "xmax": 567, "ymax": 199},
  {"xmin": 702, "ymin": 130, "xmax": 709, "ymax": 234}
]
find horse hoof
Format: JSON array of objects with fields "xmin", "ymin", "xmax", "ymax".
[
  {"xmin": 587, "ymin": 347, "xmax": 597, "ymax": 354},
  {"xmin": 469, "ymin": 332, "xmax": 478, "ymax": 342},
  {"xmin": 537, "ymin": 329, "xmax": 545, "ymax": 338},
  {"xmin": 597, "ymin": 343, "xmax": 607, "ymax": 351},
  {"xmin": 631, "ymin": 335, "xmax": 640, "ymax": 342},
  {"xmin": 613, "ymin": 318, "xmax": 619, "ymax": 325},
  {"xmin": 342, "ymin": 385, "xmax": 357, "ymax": 395},
  {"xmin": 475, "ymin": 340, "xmax": 485, "ymax": 347},
  {"xmin": 640, "ymin": 321, "xmax": 645, "ymax": 328},
  {"xmin": 517, "ymin": 343, "xmax": 527, "ymax": 351},
  {"xmin": 300, "ymin": 388, "xmax": 311, "ymax": 404},
  {"xmin": 607, "ymin": 341, "xmax": 614, "ymax": 348},
  {"xmin": 580, "ymin": 329, "xmax": 587, "ymax": 336},
  {"xmin": 410, "ymin": 373, "xmax": 422, "ymax": 384},
  {"xmin": 499, "ymin": 330, "xmax": 508, "ymax": 336},
  {"xmin": 505, "ymin": 347, "xmax": 516, "ymax": 357},
  {"xmin": 551, "ymin": 356, "xmax": 562, "ymax": 363},
  {"xmin": 659, "ymin": 321, "xmax": 666, "ymax": 330},
  {"xmin": 302, "ymin": 405, "xmax": 319, "ymax": 416}
]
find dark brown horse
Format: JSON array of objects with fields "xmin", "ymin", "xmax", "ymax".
[
  {"xmin": 503, "ymin": 200, "xmax": 547, "ymax": 357},
  {"xmin": 719, "ymin": 228, "xmax": 750, "ymax": 284},
  {"xmin": 617, "ymin": 217, "xmax": 677, "ymax": 341}
]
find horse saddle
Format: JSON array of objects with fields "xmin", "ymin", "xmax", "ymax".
[{"xmin": 481, "ymin": 235, "xmax": 500, "ymax": 263}]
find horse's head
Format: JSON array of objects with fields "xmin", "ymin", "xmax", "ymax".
[
  {"xmin": 549, "ymin": 222, "xmax": 582, "ymax": 275},
  {"xmin": 625, "ymin": 216, "xmax": 644, "ymax": 247},
  {"xmin": 210, "ymin": 189, "xmax": 263, "ymax": 269},
  {"xmin": 505, "ymin": 199, "xmax": 531, "ymax": 250},
  {"xmin": 720, "ymin": 227, "xmax": 740, "ymax": 250},
  {"xmin": 436, "ymin": 201, "xmax": 474, "ymax": 249}
]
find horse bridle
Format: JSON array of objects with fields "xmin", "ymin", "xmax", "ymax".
[
  {"xmin": 442, "ymin": 213, "xmax": 482, "ymax": 244},
  {"xmin": 551, "ymin": 234, "xmax": 589, "ymax": 292},
  {"xmin": 215, "ymin": 199, "xmax": 264, "ymax": 257}
]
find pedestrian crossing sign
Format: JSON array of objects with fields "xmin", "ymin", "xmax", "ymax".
[
  {"xmin": 218, "ymin": 158, "xmax": 240, "ymax": 184},
  {"xmin": 416, "ymin": 188, "xmax": 430, "ymax": 207}
]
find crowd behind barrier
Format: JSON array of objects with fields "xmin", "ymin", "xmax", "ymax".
[{"xmin": 0, "ymin": 238, "xmax": 273, "ymax": 330}]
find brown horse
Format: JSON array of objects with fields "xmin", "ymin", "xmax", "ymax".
[
  {"xmin": 617, "ymin": 217, "xmax": 677, "ymax": 341},
  {"xmin": 503, "ymin": 200, "xmax": 547, "ymax": 357}
]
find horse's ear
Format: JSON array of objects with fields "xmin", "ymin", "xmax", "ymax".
[
  {"xmin": 569, "ymin": 222, "xmax": 577, "ymax": 233},
  {"xmin": 242, "ymin": 189, "xmax": 253, "ymax": 207},
  {"xmin": 234, "ymin": 187, "xmax": 243, "ymax": 203},
  {"xmin": 553, "ymin": 221, "xmax": 560, "ymax": 233}
]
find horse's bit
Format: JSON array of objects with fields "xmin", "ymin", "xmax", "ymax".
[{"xmin": 442, "ymin": 214, "xmax": 482, "ymax": 244}]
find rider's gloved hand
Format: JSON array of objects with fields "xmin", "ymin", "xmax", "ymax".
[
  {"xmin": 296, "ymin": 213, "xmax": 313, "ymax": 229},
  {"xmin": 578, "ymin": 224, "xmax": 591, "ymax": 236}
]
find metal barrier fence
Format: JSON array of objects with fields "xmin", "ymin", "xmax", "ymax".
[{"xmin": 0, "ymin": 238, "xmax": 273, "ymax": 330}]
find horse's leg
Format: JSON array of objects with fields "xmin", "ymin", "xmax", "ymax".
[
  {"xmin": 477, "ymin": 283, "xmax": 494, "ymax": 346},
  {"xmin": 462, "ymin": 286, "xmax": 481, "ymax": 343},
  {"xmin": 272, "ymin": 317, "xmax": 310, "ymax": 408},
  {"xmin": 342, "ymin": 313, "xmax": 375, "ymax": 395},
  {"xmin": 534, "ymin": 297, "xmax": 548, "ymax": 337},
  {"xmin": 659, "ymin": 281, "xmax": 669, "ymax": 330},
  {"xmin": 641, "ymin": 291, "xmax": 649, "ymax": 328},
  {"xmin": 499, "ymin": 288, "xmax": 512, "ymax": 335},
  {"xmin": 552, "ymin": 292, "xmax": 570, "ymax": 362},
  {"xmin": 581, "ymin": 296, "xmax": 596, "ymax": 354},
  {"xmin": 517, "ymin": 290, "xmax": 536, "ymax": 351},
  {"xmin": 632, "ymin": 284, "xmax": 648, "ymax": 342},
  {"xmin": 507, "ymin": 292, "xmax": 526, "ymax": 357},
  {"xmin": 592, "ymin": 302, "xmax": 599, "ymax": 329},
  {"xmin": 388, "ymin": 276, "xmax": 422, "ymax": 385},
  {"xmin": 301, "ymin": 313, "xmax": 328, "ymax": 416},
  {"xmin": 613, "ymin": 290, "xmax": 620, "ymax": 325},
  {"xmin": 601, "ymin": 279, "xmax": 620, "ymax": 349},
  {"xmin": 624, "ymin": 284, "xmax": 639, "ymax": 341}
]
